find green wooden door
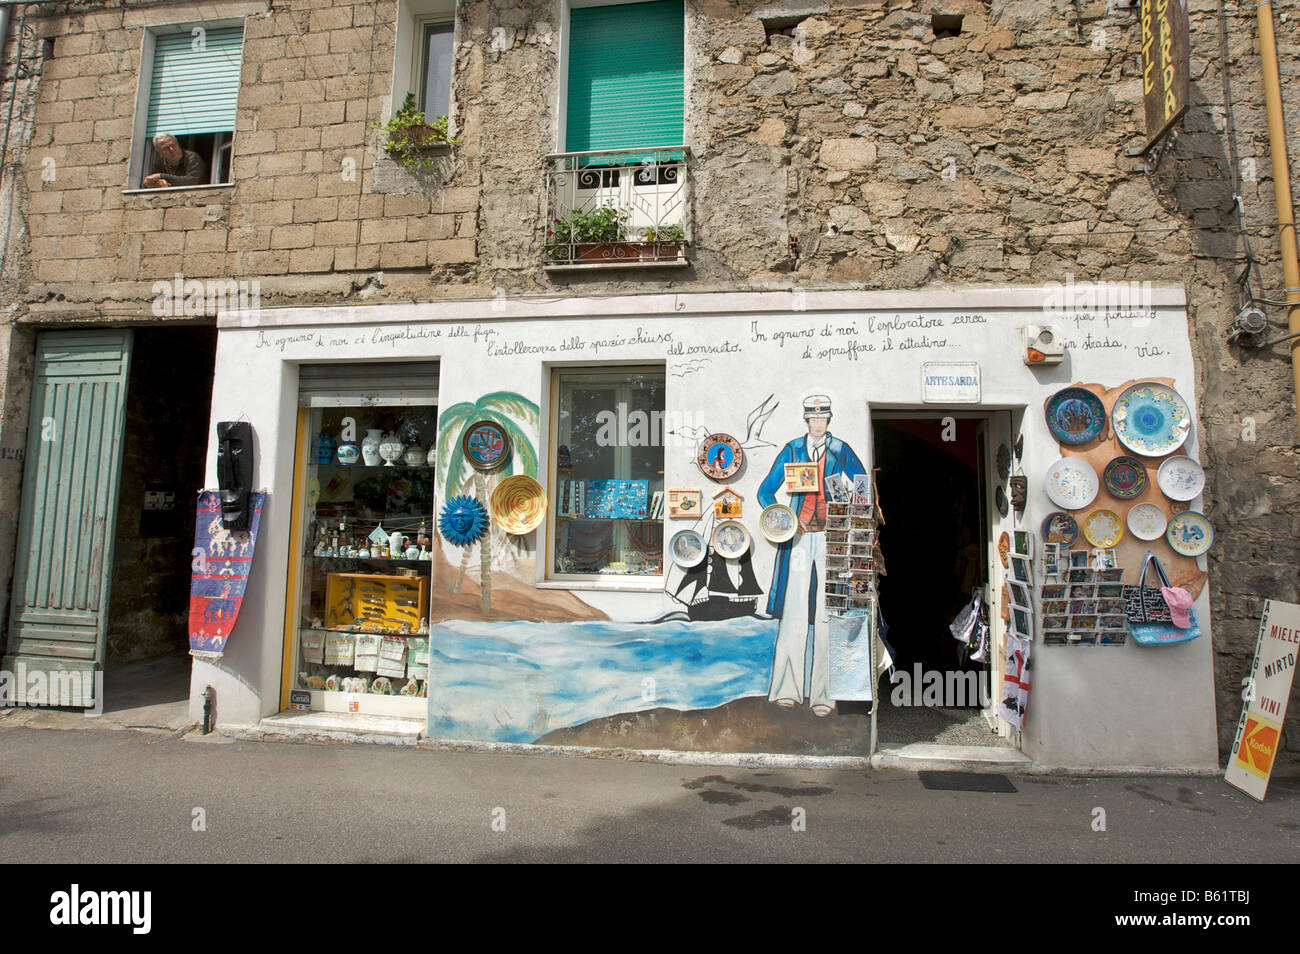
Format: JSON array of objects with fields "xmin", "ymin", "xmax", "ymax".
[{"xmin": 3, "ymin": 330, "xmax": 133, "ymax": 705}]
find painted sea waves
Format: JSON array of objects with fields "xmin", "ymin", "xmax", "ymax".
[{"xmin": 426, "ymin": 617, "xmax": 777, "ymax": 743}]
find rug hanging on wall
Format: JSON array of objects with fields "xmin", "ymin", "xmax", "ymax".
[{"xmin": 188, "ymin": 490, "xmax": 266, "ymax": 659}]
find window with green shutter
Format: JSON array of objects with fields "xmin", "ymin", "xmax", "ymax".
[
  {"xmin": 565, "ymin": 0, "xmax": 684, "ymax": 154},
  {"xmin": 146, "ymin": 27, "xmax": 244, "ymax": 139},
  {"xmin": 133, "ymin": 24, "xmax": 244, "ymax": 188}
]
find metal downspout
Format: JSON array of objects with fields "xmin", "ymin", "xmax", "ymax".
[{"xmin": 1255, "ymin": 2, "xmax": 1300, "ymax": 439}]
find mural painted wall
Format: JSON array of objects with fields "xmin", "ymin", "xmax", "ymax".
[{"xmin": 200, "ymin": 288, "xmax": 1219, "ymax": 767}]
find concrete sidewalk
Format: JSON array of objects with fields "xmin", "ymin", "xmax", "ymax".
[{"xmin": 0, "ymin": 653, "xmax": 193, "ymax": 733}]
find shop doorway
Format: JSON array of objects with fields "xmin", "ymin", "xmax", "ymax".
[
  {"xmin": 3, "ymin": 325, "xmax": 216, "ymax": 724},
  {"xmin": 871, "ymin": 414, "xmax": 1005, "ymax": 747}
]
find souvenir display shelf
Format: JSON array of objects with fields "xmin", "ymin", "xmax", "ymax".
[
  {"xmin": 553, "ymin": 476, "xmax": 663, "ymax": 575},
  {"xmin": 294, "ymin": 404, "xmax": 437, "ymax": 713}
]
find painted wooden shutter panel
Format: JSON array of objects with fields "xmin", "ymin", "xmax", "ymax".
[
  {"xmin": 565, "ymin": 0, "xmax": 684, "ymax": 153},
  {"xmin": 146, "ymin": 27, "xmax": 244, "ymax": 138},
  {"xmin": 4, "ymin": 331, "xmax": 132, "ymax": 681}
]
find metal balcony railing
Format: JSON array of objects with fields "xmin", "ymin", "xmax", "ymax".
[{"xmin": 542, "ymin": 146, "xmax": 692, "ymax": 269}]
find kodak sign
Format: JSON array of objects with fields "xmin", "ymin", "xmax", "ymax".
[
  {"xmin": 1226, "ymin": 600, "xmax": 1300, "ymax": 800},
  {"xmin": 1139, "ymin": 0, "xmax": 1190, "ymax": 153}
]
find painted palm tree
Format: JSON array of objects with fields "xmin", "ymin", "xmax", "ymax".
[{"xmin": 436, "ymin": 392, "xmax": 540, "ymax": 612}]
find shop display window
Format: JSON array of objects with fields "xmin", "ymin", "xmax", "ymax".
[
  {"xmin": 290, "ymin": 366, "xmax": 437, "ymax": 710},
  {"xmin": 551, "ymin": 368, "xmax": 665, "ymax": 578}
]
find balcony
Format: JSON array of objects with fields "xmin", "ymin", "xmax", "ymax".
[{"xmin": 542, "ymin": 146, "xmax": 692, "ymax": 270}]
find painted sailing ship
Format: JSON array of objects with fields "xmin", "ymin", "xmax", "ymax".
[{"xmin": 665, "ymin": 512, "xmax": 764, "ymax": 621}]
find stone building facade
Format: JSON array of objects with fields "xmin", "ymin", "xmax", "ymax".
[{"xmin": 0, "ymin": 0, "xmax": 1296, "ymax": 757}]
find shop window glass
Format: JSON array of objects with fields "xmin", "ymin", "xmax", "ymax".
[
  {"xmin": 292, "ymin": 369, "xmax": 437, "ymax": 711},
  {"xmin": 552, "ymin": 368, "xmax": 665, "ymax": 578}
]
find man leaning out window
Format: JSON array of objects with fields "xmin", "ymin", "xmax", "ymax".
[{"xmin": 142, "ymin": 133, "xmax": 208, "ymax": 188}]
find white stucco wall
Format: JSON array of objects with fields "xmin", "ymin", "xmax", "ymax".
[{"xmin": 193, "ymin": 285, "xmax": 1218, "ymax": 770}]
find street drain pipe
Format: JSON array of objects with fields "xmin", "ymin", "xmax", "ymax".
[{"xmin": 1254, "ymin": 1, "xmax": 1300, "ymax": 437}]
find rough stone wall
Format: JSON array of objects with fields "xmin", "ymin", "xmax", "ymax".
[{"xmin": 1, "ymin": 0, "xmax": 1298, "ymax": 754}]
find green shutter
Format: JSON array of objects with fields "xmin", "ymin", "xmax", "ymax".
[
  {"xmin": 566, "ymin": 0, "xmax": 683, "ymax": 153},
  {"xmin": 146, "ymin": 27, "xmax": 244, "ymax": 138},
  {"xmin": 4, "ymin": 331, "xmax": 133, "ymax": 702}
]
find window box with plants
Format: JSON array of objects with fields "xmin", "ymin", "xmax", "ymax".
[
  {"xmin": 545, "ymin": 205, "xmax": 688, "ymax": 267},
  {"xmin": 376, "ymin": 93, "xmax": 460, "ymax": 171}
]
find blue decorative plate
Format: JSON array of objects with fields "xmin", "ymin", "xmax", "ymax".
[
  {"xmin": 1045, "ymin": 387, "xmax": 1106, "ymax": 445},
  {"xmin": 1113, "ymin": 383, "xmax": 1191, "ymax": 457},
  {"xmin": 1166, "ymin": 511, "xmax": 1213, "ymax": 557},
  {"xmin": 1041, "ymin": 511, "xmax": 1078, "ymax": 546}
]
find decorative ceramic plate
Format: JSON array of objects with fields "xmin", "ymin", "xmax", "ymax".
[
  {"xmin": 669, "ymin": 529, "xmax": 707, "ymax": 568},
  {"xmin": 1166, "ymin": 511, "xmax": 1213, "ymax": 557},
  {"xmin": 489, "ymin": 474, "xmax": 547, "ymax": 534},
  {"xmin": 1041, "ymin": 511, "xmax": 1078, "ymax": 546},
  {"xmin": 1126, "ymin": 503, "xmax": 1168, "ymax": 542},
  {"xmin": 1082, "ymin": 509, "xmax": 1124, "ymax": 547},
  {"xmin": 711, "ymin": 519, "xmax": 752, "ymax": 559},
  {"xmin": 1045, "ymin": 387, "xmax": 1107, "ymax": 445},
  {"xmin": 995, "ymin": 485, "xmax": 1009, "ymax": 517},
  {"xmin": 759, "ymin": 504, "xmax": 798, "ymax": 544},
  {"xmin": 1044, "ymin": 457, "xmax": 1100, "ymax": 510},
  {"xmin": 1156, "ymin": 455, "xmax": 1205, "ymax": 502},
  {"xmin": 463, "ymin": 420, "xmax": 511, "ymax": 470},
  {"xmin": 697, "ymin": 433, "xmax": 743, "ymax": 480},
  {"xmin": 1112, "ymin": 382, "xmax": 1192, "ymax": 457},
  {"xmin": 1102, "ymin": 455, "xmax": 1148, "ymax": 499}
]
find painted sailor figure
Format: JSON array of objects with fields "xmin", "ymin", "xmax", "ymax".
[{"xmin": 756, "ymin": 395, "xmax": 867, "ymax": 716}]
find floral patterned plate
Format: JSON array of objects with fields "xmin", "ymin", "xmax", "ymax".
[
  {"xmin": 1045, "ymin": 387, "xmax": 1107, "ymax": 445},
  {"xmin": 1126, "ymin": 503, "xmax": 1167, "ymax": 542},
  {"xmin": 1166, "ymin": 511, "xmax": 1213, "ymax": 557},
  {"xmin": 1112, "ymin": 382, "xmax": 1192, "ymax": 457},
  {"xmin": 1156, "ymin": 455, "xmax": 1205, "ymax": 502},
  {"xmin": 1044, "ymin": 457, "xmax": 1100, "ymax": 510},
  {"xmin": 1102, "ymin": 455, "xmax": 1148, "ymax": 499},
  {"xmin": 1082, "ymin": 509, "xmax": 1124, "ymax": 547}
]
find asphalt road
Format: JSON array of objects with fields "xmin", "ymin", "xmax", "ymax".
[{"xmin": 0, "ymin": 726, "xmax": 1296, "ymax": 864}]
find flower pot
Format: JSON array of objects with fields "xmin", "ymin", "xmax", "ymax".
[{"xmin": 361, "ymin": 428, "xmax": 383, "ymax": 467}]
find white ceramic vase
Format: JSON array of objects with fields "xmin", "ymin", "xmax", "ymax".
[{"xmin": 361, "ymin": 428, "xmax": 383, "ymax": 466}]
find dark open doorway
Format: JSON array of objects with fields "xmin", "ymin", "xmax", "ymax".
[{"xmin": 873, "ymin": 416, "xmax": 1000, "ymax": 745}]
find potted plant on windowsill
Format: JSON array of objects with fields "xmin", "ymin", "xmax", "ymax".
[
  {"xmin": 546, "ymin": 205, "xmax": 636, "ymax": 264},
  {"xmin": 376, "ymin": 93, "xmax": 460, "ymax": 171},
  {"xmin": 641, "ymin": 224, "xmax": 687, "ymax": 262}
]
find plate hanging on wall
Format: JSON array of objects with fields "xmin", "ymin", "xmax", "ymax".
[
  {"xmin": 1166, "ymin": 511, "xmax": 1213, "ymax": 557},
  {"xmin": 1041, "ymin": 511, "xmax": 1078, "ymax": 546},
  {"xmin": 669, "ymin": 529, "xmax": 707, "ymax": 568},
  {"xmin": 711, "ymin": 519, "xmax": 751, "ymax": 559},
  {"xmin": 1112, "ymin": 382, "xmax": 1192, "ymax": 457},
  {"xmin": 995, "ymin": 485, "xmax": 1009, "ymax": 517},
  {"xmin": 1044, "ymin": 457, "xmax": 1100, "ymax": 510},
  {"xmin": 462, "ymin": 420, "xmax": 511, "ymax": 471},
  {"xmin": 697, "ymin": 433, "xmax": 743, "ymax": 481},
  {"xmin": 1126, "ymin": 503, "xmax": 1167, "ymax": 542},
  {"xmin": 1045, "ymin": 387, "xmax": 1106, "ymax": 445},
  {"xmin": 1156, "ymin": 455, "xmax": 1205, "ymax": 502},
  {"xmin": 489, "ymin": 475, "xmax": 547, "ymax": 534},
  {"xmin": 1102, "ymin": 455, "xmax": 1148, "ymax": 499},
  {"xmin": 1082, "ymin": 509, "xmax": 1124, "ymax": 547},
  {"xmin": 759, "ymin": 504, "xmax": 798, "ymax": 543}
]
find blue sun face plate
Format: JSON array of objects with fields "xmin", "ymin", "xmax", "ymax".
[{"xmin": 1045, "ymin": 387, "xmax": 1106, "ymax": 445}]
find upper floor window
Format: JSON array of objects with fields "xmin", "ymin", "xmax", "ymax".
[
  {"xmin": 564, "ymin": 0, "xmax": 684, "ymax": 153},
  {"xmin": 392, "ymin": 0, "xmax": 456, "ymax": 128},
  {"xmin": 129, "ymin": 23, "xmax": 244, "ymax": 190}
]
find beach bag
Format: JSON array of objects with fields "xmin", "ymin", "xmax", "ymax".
[{"xmin": 1125, "ymin": 553, "xmax": 1202, "ymax": 646}]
